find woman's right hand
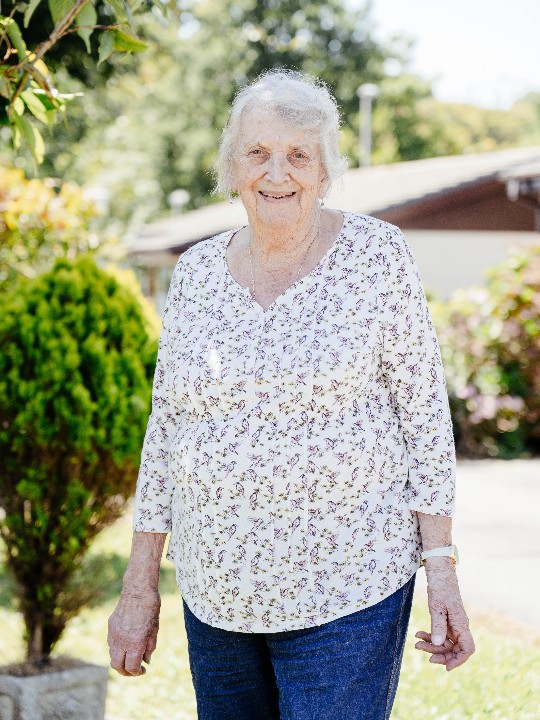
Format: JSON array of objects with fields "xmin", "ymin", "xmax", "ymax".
[{"xmin": 107, "ymin": 587, "xmax": 161, "ymax": 677}]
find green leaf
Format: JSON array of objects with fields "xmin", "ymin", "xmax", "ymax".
[
  {"xmin": 106, "ymin": 0, "xmax": 126, "ymax": 22},
  {"xmin": 0, "ymin": 74, "xmax": 11, "ymax": 99},
  {"xmin": 24, "ymin": 0, "xmax": 44, "ymax": 28},
  {"xmin": 32, "ymin": 89, "xmax": 62, "ymax": 110},
  {"xmin": 21, "ymin": 89, "xmax": 51, "ymax": 125},
  {"xmin": 45, "ymin": 109, "xmax": 58, "ymax": 124},
  {"xmin": 124, "ymin": 1, "xmax": 136, "ymax": 34},
  {"xmin": 7, "ymin": 102, "xmax": 23, "ymax": 147},
  {"xmin": 48, "ymin": 0, "xmax": 74, "ymax": 26},
  {"xmin": 11, "ymin": 122, "xmax": 21, "ymax": 148},
  {"xmin": 98, "ymin": 31, "xmax": 114, "ymax": 65},
  {"xmin": 76, "ymin": 1, "xmax": 97, "ymax": 53},
  {"xmin": 1, "ymin": 18, "xmax": 27, "ymax": 60},
  {"xmin": 112, "ymin": 28, "xmax": 148, "ymax": 53},
  {"xmin": 12, "ymin": 112, "xmax": 45, "ymax": 164},
  {"xmin": 30, "ymin": 121, "xmax": 46, "ymax": 164},
  {"xmin": 10, "ymin": 96, "xmax": 25, "ymax": 116}
]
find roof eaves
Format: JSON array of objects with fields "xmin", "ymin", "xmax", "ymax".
[{"xmin": 368, "ymin": 174, "xmax": 501, "ymax": 217}]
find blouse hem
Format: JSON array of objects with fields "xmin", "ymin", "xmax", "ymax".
[{"xmin": 176, "ymin": 564, "xmax": 420, "ymax": 634}]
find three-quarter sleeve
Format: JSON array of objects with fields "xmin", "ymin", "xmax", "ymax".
[
  {"xmin": 380, "ymin": 229, "xmax": 456, "ymax": 517},
  {"xmin": 133, "ymin": 262, "xmax": 184, "ymax": 532}
]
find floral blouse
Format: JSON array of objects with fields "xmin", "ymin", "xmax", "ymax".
[{"xmin": 133, "ymin": 211, "xmax": 456, "ymax": 633}]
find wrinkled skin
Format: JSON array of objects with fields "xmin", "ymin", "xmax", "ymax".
[
  {"xmin": 414, "ymin": 512, "xmax": 475, "ymax": 671},
  {"xmin": 415, "ymin": 565, "xmax": 475, "ymax": 671},
  {"xmin": 108, "ymin": 588, "xmax": 160, "ymax": 677},
  {"xmin": 108, "ymin": 532, "xmax": 165, "ymax": 677}
]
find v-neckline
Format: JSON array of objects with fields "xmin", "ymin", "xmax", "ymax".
[{"xmin": 222, "ymin": 211, "xmax": 347, "ymax": 315}]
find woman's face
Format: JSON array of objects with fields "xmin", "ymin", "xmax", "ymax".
[{"xmin": 231, "ymin": 106, "xmax": 326, "ymax": 232}]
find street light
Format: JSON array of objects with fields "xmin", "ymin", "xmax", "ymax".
[
  {"xmin": 357, "ymin": 83, "xmax": 379, "ymax": 168},
  {"xmin": 168, "ymin": 188, "xmax": 190, "ymax": 214}
]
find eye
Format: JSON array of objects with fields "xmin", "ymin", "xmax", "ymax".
[
  {"xmin": 246, "ymin": 148, "xmax": 267, "ymax": 160},
  {"xmin": 288, "ymin": 150, "xmax": 310, "ymax": 166}
]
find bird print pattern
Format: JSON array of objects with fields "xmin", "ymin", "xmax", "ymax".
[{"xmin": 133, "ymin": 212, "xmax": 456, "ymax": 632}]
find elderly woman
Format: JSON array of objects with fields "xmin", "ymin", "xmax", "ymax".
[{"xmin": 108, "ymin": 70, "xmax": 474, "ymax": 719}]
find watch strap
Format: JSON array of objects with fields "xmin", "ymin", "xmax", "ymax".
[{"xmin": 420, "ymin": 544, "xmax": 459, "ymax": 565}]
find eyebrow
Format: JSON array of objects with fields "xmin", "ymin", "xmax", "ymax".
[{"xmin": 245, "ymin": 140, "xmax": 315, "ymax": 153}]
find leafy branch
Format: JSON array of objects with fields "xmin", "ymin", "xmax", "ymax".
[{"xmin": 0, "ymin": 0, "xmax": 155, "ymax": 167}]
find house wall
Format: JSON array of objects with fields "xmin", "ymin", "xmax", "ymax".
[{"xmin": 404, "ymin": 230, "xmax": 539, "ymax": 299}]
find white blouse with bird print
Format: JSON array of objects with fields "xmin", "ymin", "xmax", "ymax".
[{"xmin": 133, "ymin": 211, "xmax": 456, "ymax": 632}]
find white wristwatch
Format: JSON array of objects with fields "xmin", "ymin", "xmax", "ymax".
[{"xmin": 420, "ymin": 544, "xmax": 459, "ymax": 566}]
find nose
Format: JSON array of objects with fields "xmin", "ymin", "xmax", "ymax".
[{"xmin": 264, "ymin": 152, "xmax": 289, "ymax": 183}]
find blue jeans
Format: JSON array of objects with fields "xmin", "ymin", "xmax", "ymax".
[{"xmin": 182, "ymin": 573, "xmax": 416, "ymax": 720}]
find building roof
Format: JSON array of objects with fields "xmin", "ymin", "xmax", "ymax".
[
  {"xmin": 329, "ymin": 146, "xmax": 540, "ymax": 216},
  {"xmin": 128, "ymin": 146, "xmax": 540, "ymax": 258}
]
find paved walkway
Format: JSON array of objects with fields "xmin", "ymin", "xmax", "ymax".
[{"xmin": 413, "ymin": 458, "xmax": 540, "ymax": 633}]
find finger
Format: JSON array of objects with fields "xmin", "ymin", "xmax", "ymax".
[
  {"xmin": 143, "ymin": 635, "xmax": 157, "ymax": 665},
  {"xmin": 415, "ymin": 630, "xmax": 454, "ymax": 647},
  {"xmin": 415, "ymin": 638, "xmax": 454, "ymax": 653},
  {"xmin": 430, "ymin": 611, "xmax": 448, "ymax": 647},
  {"xmin": 415, "ymin": 631, "xmax": 454, "ymax": 652},
  {"xmin": 456, "ymin": 627, "xmax": 475, "ymax": 656},
  {"xmin": 124, "ymin": 651, "xmax": 145, "ymax": 676},
  {"xmin": 429, "ymin": 653, "xmax": 449, "ymax": 665},
  {"xmin": 445, "ymin": 633, "xmax": 475, "ymax": 671},
  {"xmin": 446, "ymin": 650, "xmax": 473, "ymax": 671},
  {"xmin": 112, "ymin": 667, "xmax": 133, "ymax": 677},
  {"xmin": 109, "ymin": 649, "xmax": 130, "ymax": 676},
  {"xmin": 414, "ymin": 631, "xmax": 453, "ymax": 651},
  {"xmin": 143, "ymin": 643, "xmax": 156, "ymax": 665}
]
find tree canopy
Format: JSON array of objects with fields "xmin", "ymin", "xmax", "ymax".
[
  {"xmin": 2, "ymin": 0, "xmax": 539, "ymax": 230},
  {"xmin": 0, "ymin": 0, "xmax": 173, "ymax": 165},
  {"xmin": 2, "ymin": 0, "xmax": 398, "ymax": 224}
]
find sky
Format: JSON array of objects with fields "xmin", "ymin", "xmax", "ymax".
[{"xmin": 351, "ymin": 0, "xmax": 540, "ymax": 109}]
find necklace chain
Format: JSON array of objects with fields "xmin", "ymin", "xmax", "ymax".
[{"xmin": 247, "ymin": 211, "xmax": 321, "ymax": 300}]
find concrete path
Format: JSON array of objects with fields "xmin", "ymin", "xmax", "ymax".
[{"xmin": 413, "ymin": 458, "xmax": 540, "ymax": 633}]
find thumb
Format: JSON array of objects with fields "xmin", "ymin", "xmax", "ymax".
[
  {"xmin": 430, "ymin": 611, "xmax": 448, "ymax": 646},
  {"xmin": 143, "ymin": 632, "xmax": 158, "ymax": 665}
]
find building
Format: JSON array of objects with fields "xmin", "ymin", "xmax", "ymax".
[{"xmin": 128, "ymin": 146, "xmax": 540, "ymax": 312}]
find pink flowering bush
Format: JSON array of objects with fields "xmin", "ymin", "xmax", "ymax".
[{"xmin": 431, "ymin": 244, "xmax": 540, "ymax": 458}]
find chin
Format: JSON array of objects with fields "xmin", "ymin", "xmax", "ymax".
[{"xmin": 256, "ymin": 202, "xmax": 301, "ymax": 225}]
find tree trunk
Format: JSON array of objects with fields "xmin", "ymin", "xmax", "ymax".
[{"xmin": 26, "ymin": 618, "xmax": 44, "ymax": 665}]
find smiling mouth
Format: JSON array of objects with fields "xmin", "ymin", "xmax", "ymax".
[{"xmin": 259, "ymin": 191, "xmax": 296, "ymax": 200}]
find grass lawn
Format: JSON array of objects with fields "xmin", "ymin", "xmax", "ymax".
[{"xmin": 1, "ymin": 514, "xmax": 539, "ymax": 720}]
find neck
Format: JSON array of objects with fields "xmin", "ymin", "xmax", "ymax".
[{"xmin": 248, "ymin": 204, "xmax": 322, "ymax": 266}]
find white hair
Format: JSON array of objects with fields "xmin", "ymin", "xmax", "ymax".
[{"xmin": 214, "ymin": 69, "xmax": 348, "ymax": 198}]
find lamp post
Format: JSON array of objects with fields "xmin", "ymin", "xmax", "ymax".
[
  {"xmin": 168, "ymin": 188, "xmax": 190, "ymax": 214},
  {"xmin": 357, "ymin": 83, "xmax": 379, "ymax": 168}
]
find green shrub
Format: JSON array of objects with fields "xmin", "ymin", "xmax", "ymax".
[
  {"xmin": 432, "ymin": 244, "xmax": 540, "ymax": 458},
  {"xmin": 0, "ymin": 255, "xmax": 158, "ymax": 664},
  {"xmin": 0, "ymin": 165, "xmax": 119, "ymax": 289}
]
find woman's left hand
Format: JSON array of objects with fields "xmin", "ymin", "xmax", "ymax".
[{"xmin": 415, "ymin": 560, "xmax": 475, "ymax": 671}]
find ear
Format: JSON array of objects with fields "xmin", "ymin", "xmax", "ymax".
[
  {"xmin": 319, "ymin": 174, "xmax": 330, "ymax": 200},
  {"xmin": 229, "ymin": 167, "xmax": 238, "ymax": 194}
]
